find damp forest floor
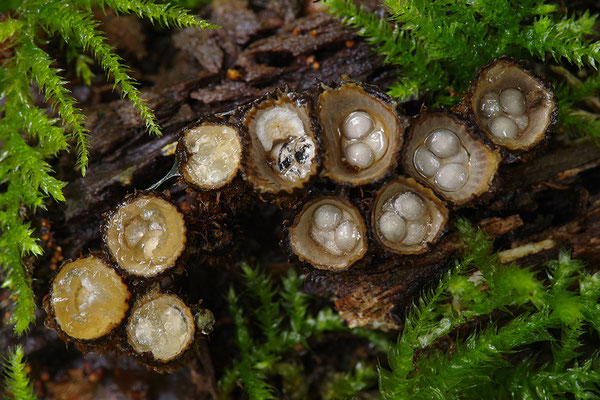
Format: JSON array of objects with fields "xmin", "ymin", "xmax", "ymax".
[{"xmin": 2, "ymin": 0, "xmax": 600, "ymax": 399}]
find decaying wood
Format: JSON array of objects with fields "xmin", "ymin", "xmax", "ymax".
[
  {"xmin": 45, "ymin": 3, "xmax": 600, "ymax": 334},
  {"xmin": 53, "ymin": 9, "xmax": 388, "ymax": 261}
]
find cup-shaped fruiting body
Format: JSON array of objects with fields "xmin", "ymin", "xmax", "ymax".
[
  {"xmin": 126, "ymin": 290, "xmax": 196, "ymax": 364},
  {"xmin": 195, "ymin": 307, "xmax": 215, "ymax": 335},
  {"xmin": 46, "ymin": 256, "xmax": 131, "ymax": 341},
  {"xmin": 177, "ymin": 117, "xmax": 243, "ymax": 191},
  {"xmin": 240, "ymin": 87, "xmax": 320, "ymax": 195},
  {"xmin": 317, "ymin": 82, "xmax": 406, "ymax": 185},
  {"xmin": 289, "ymin": 196, "xmax": 367, "ymax": 271},
  {"xmin": 470, "ymin": 58, "xmax": 557, "ymax": 151},
  {"xmin": 401, "ymin": 111, "xmax": 501, "ymax": 205},
  {"xmin": 104, "ymin": 192, "xmax": 187, "ymax": 278},
  {"xmin": 372, "ymin": 177, "xmax": 448, "ymax": 254}
]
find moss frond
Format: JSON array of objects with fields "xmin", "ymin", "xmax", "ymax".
[
  {"xmin": 560, "ymin": 111, "xmax": 600, "ymax": 142},
  {"xmin": 324, "ymin": 0, "xmax": 600, "ymax": 106},
  {"xmin": 219, "ymin": 263, "xmax": 392, "ymax": 399},
  {"xmin": 321, "ymin": 361, "xmax": 378, "ymax": 400},
  {"xmin": 240, "ymin": 262, "xmax": 283, "ymax": 346},
  {"xmin": 471, "ymin": 353, "xmax": 600, "ymax": 399},
  {"xmin": 414, "ymin": 313, "xmax": 553, "ymax": 400},
  {"xmin": 159, "ymin": 0, "xmax": 212, "ymax": 11},
  {"xmin": 3, "ymin": 346, "xmax": 37, "ymax": 400},
  {"xmin": 380, "ymin": 220, "xmax": 600, "ymax": 399},
  {"xmin": 322, "ymin": 0, "xmax": 435, "ymax": 101},
  {"xmin": 0, "ymin": 17, "xmax": 23, "ymax": 41},
  {"xmin": 65, "ymin": 42, "xmax": 95, "ymax": 86},
  {"xmin": 96, "ymin": 0, "xmax": 219, "ymax": 29},
  {"xmin": 1, "ymin": 39, "xmax": 70, "ymax": 333},
  {"xmin": 280, "ymin": 266, "xmax": 310, "ymax": 343},
  {"xmin": 520, "ymin": 11, "xmax": 600, "ymax": 67},
  {"xmin": 0, "ymin": 245, "xmax": 37, "ymax": 335},
  {"xmin": 19, "ymin": 32, "xmax": 90, "ymax": 173},
  {"xmin": 221, "ymin": 286, "xmax": 276, "ymax": 400},
  {"xmin": 551, "ymin": 321, "xmax": 584, "ymax": 373},
  {"xmin": 556, "ymin": 70, "xmax": 600, "ymax": 142},
  {"xmin": 30, "ymin": 1, "xmax": 161, "ymax": 136}
]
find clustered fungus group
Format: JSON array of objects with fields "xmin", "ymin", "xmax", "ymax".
[
  {"xmin": 45, "ymin": 57, "xmax": 557, "ymax": 368},
  {"xmin": 44, "ymin": 192, "xmax": 209, "ymax": 370}
]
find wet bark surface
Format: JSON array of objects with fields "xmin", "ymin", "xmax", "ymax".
[{"xmin": 2, "ymin": 0, "xmax": 600, "ymax": 398}]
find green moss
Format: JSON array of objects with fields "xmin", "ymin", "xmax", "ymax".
[
  {"xmin": 3, "ymin": 346, "xmax": 37, "ymax": 400},
  {"xmin": 379, "ymin": 220, "xmax": 600, "ymax": 399},
  {"xmin": 219, "ymin": 263, "xmax": 392, "ymax": 399}
]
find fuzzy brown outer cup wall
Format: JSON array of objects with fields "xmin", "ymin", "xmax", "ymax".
[
  {"xmin": 241, "ymin": 90, "xmax": 320, "ymax": 195},
  {"xmin": 371, "ymin": 177, "xmax": 449, "ymax": 255},
  {"xmin": 104, "ymin": 193, "xmax": 187, "ymax": 278},
  {"xmin": 178, "ymin": 119, "xmax": 243, "ymax": 191},
  {"xmin": 49, "ymin": 256, "xmax": 131, "ymax": 341},
  {"xmin": 289, "ymin": 196, "xmax": 367, "ymax": 271},
  {"xmin": 470, "ymin": 58, "xmax": 556, "ymax": 151},
  {"xmin": 318, "ymin": 82, "xmax": 404, "ymax": 186},
  {"xmin": 402, "ymin": 112, "xmax": 501, "ymax": 206}
]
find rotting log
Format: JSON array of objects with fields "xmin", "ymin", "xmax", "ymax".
[
  {"xmin": 42, "ymin": 5, "xmax": 600, "ymax": 335},
  {"xmin": 52, "ymin": 10, "xmax": 389, "ymax": 261}
]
